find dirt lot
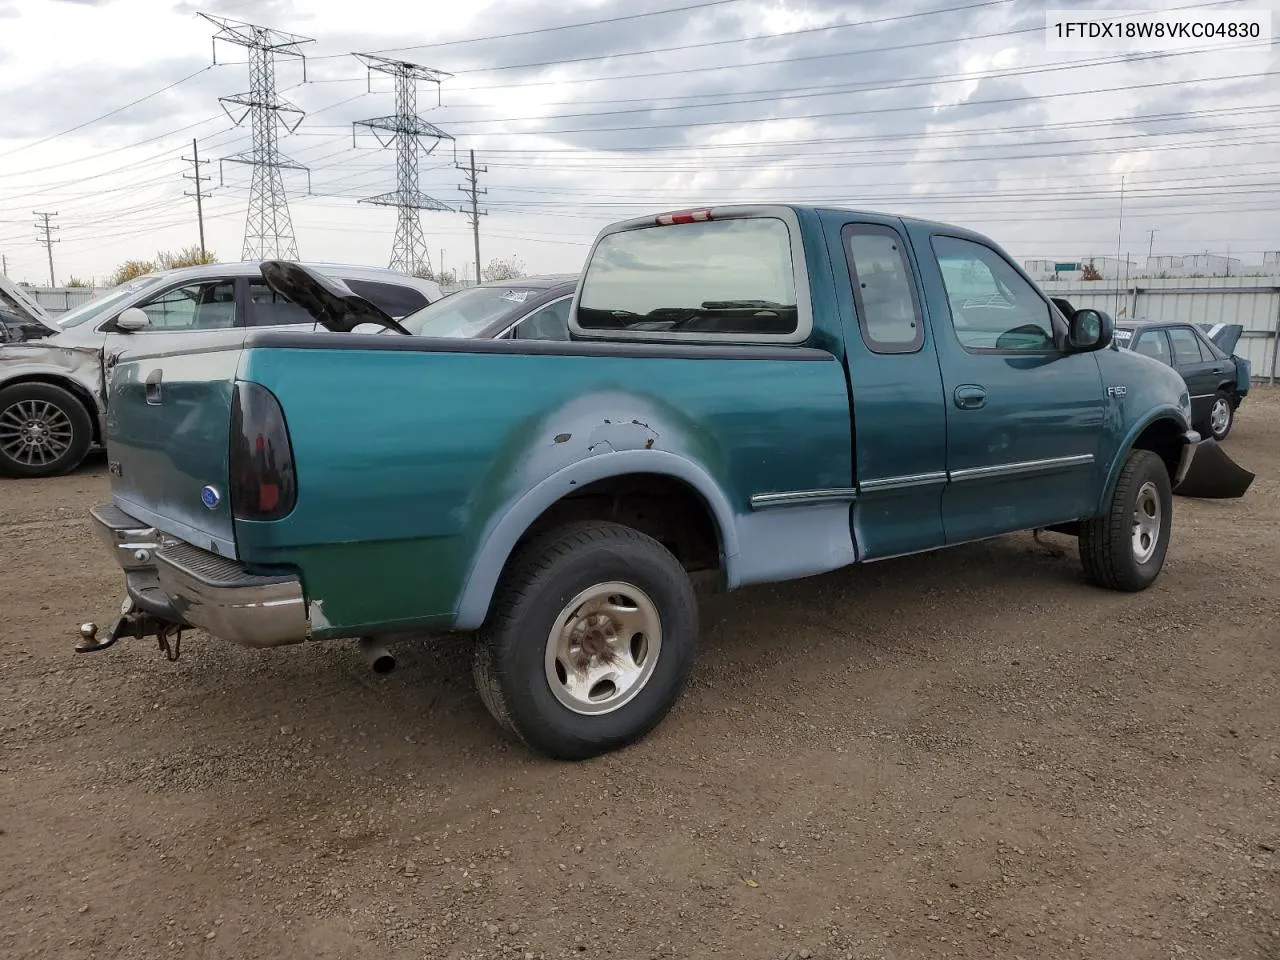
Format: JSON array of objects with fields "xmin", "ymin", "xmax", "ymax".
[{"xmin": 2, "ymin": 391, "xmax": 1277, "ymax": 960}]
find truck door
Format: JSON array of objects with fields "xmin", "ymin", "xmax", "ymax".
[
  {"xmin": 907, "ymin": 226, "xmax": 1106, "ymax": 543},
  {"xmin": 823, "ymin": 215, "xmax": 947, "ymax": 559}
]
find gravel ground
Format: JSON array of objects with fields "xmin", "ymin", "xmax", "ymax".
[{"xmin": 2, "ymin": 388, "xmax": 1277, "ymax": 960}]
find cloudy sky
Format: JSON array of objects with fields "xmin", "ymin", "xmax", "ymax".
[{"xmin": 0, "ymin": 0, "xmax": 1276, "ymax": 287}]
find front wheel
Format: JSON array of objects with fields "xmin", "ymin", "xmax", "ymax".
[
  {"xmin": 0, "ymin": 382, "xmax": 94, "ymax": 478},
  {"xmin": 473, "ymin": 521, "xmax": 699, "ymax": 761},
  {"xmin": 1078, "ymin": 448, "xmax": 1173, "ymax": 592}
]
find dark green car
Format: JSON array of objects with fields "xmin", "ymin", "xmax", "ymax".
[{"xmin": 1113, "ymin": 319, "xmax": 1250, "ymax": 441}]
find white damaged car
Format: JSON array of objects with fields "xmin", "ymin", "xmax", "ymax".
[{"xmin": 0, "ymin": 261, "xmax": 442, "ymax": 478}]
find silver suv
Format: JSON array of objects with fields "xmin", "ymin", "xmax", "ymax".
[{"xmin": 0, "ymin": 261, "xmax": 442, "ymax": 478}]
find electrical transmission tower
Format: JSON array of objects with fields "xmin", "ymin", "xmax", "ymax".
[
  {"xmin": 33, "ymin": 211, "xmax": 58, "ymax": 287},
  {"xmin": 200, "ymin": 14, "xmax": 313, "ymax": 261},
  {"xmin": 458, "ymin": 150, "xmax": 487, "ymax": 284},
  {"xmin": 352, "ymin": 54, "xmax": 455, "ymax": 276}
]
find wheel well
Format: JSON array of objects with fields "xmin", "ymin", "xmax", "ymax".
[
  {"xmin": 0, "ymin": 374, "xmax": 101, "ymax": 444},
  {"xmin": 515, "ymin": 473, "xmax": 724, "ymax": 576},
  {"xmin": 1131, "ymin": 417, "xmax": 1183, "ymax": 481}
]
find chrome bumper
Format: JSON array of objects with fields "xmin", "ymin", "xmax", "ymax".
[{"xmin": 89, "ymin": 502, "xmax": 310, "ymax": 648}]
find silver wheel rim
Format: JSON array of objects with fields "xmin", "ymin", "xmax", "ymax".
[
  {"xmin": 1131, "ymin": 480, "xmax": 1162, "ymax": 564},
  {"xmin": 544, "ymin": 581, "xmax": 662, "ymax": 716},
  {"xmin": 0, "ymin": 399, "xmax": 75, "ymax": 467},
  {"xmin": 1210, "ymin": 397, "xmax": 1230, "ymax": 436}
]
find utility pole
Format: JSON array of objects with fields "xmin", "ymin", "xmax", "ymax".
[
  {"xmin": 34, "ymin": 211, "xmax": 58, "ymax": 288},
  {"xmin": 1, "ymin": 254, "xmax": 7, "ymax": 277},
  {"xmin": 1113, "ymin": 175, "xmax": 1126, "ymax": 317},
  {"xmin": 183, "ymin": 138, "xmax": 213, "ymax": 259},
  {"xmin": 458, "ymin": 149, "xmax": 487, "ymax": 284},
  {"xmin": 1147, "ymin": 228, "xmax": 1157, "ymax": 262},
  {"xmin": 201, "ymin": 13, "xmax": 313, "ymax": 261},
  {"xmin": 352, "ymin": 54, "xmax": 455, "ymax": 276}
]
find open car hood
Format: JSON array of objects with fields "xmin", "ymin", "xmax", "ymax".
[
  {"xmin": 0, "ymin": 273, "xmax": 58, "ymax": 334},
  {"xmin": 1198, "ymin": 322, "xmax": 1244, "ymax": 356},
  {"xmin": 258, "ymin": 261, "xmax": 409, "ymax": 334}
]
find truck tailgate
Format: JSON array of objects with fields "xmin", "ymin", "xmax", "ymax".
[{"xmin": 105, "ymin": 345, "xmax": 244, "ymax": 558}]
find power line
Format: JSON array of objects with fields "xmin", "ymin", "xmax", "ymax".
[
  {"xmin": 33, "ymin": 212, "xmax": 59, "ymax": 287},
  {"xmin": 316, "ymin": 0, "xmax": 752, "ymax": 57},
  {"xmin": 352, "ymin": 53, "xmax": 455, "ymax": 275},
  {"xmin": 421, "ymin": 0, "xmax": 1246, "ymax": 81},
  {"xmin": 202, "ymin": 12, "xmax": 314, "ymax": 261},
  {"xmin": 0, "ymin": 65, "xmax": 217, "ymax": 160},
  {"xmin": 429, "ymin": 68, "xmax": 1280, "ymax": 138}
]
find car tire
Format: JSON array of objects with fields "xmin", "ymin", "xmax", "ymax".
[
  {"xmin": 1203, "ymin": 390, "xmax": 1234, "ymax": 442},
  {"xmin": 0, "ymin": 382, "xmax": 94, "ymax": 479},
  {"xmin": 1079, "ymin": 448, "xmax": 1172, "ymax": 592},
  {"xmin": 473, "ymin": 520, "xmax": 699, "ymax": 761}
]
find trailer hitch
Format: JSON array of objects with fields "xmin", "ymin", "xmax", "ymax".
[{"xmin": 76, "ymin": 597, "xmax": 185, "ymax": 661}]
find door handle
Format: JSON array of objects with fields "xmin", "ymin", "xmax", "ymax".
[{"xmin": 954, "ymin": 384, "xmax": 987, "ymax": 410}]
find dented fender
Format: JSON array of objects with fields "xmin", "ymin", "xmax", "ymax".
[{"xmin": 0, "ymin": 340, "xmax": 105, "ymax": 423}]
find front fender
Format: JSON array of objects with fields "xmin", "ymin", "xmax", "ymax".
[
  {"xmin": 452, "ymin": 449, "xmax": 741, "ymax": 630},
  {"xmin": 1097, "ymin": 404, "xmax": 1191, "ymax": 514},
  {"xmin": 0, "ymin": 344, "xmax": 106, "ymax": 428}
]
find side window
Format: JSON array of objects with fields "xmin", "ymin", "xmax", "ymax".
[
  {"xmin": 842, "ymin": 223, "xmax": 923, "ymax": 353},
  {"xmin": 343, "ymin": 279, "xmax": 430, "ymax": 318},
  {"xmin": 246, "ymin": 280, "xmax": 318, "ymax": 327},
  {"xmin": 577, "ymin": 217, "xmax": 800, "ymax": 337},
  {"xmin": 1167, "ymin": 326, "xmax": 1207, "ymax": 366},
  {"xmin": 932, "ymin": 235, "xmax": 1056, "ymax": 352},
  {"xmin": 1133, "ymin": 330, "xmax": 1172, "ymax": 365},
  {"xmin": 135, "ymin": 281, "xmax": 236, "ymax": 331},
  {"xmin": 512, "ymin": 298, "xmax": 571, "ymax": 341}
]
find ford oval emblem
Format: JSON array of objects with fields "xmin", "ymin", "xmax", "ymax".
[{"xmin": 200, "ymin": 485, "xmax": 221, "ymax": 510}]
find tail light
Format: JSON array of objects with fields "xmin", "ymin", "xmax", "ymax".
[{"xmin": 229, "ymin": 381, "xmax": 297, "ymax": 522}]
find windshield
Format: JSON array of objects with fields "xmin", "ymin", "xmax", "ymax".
[
  {"xmin": 400, "ymin": 285, "xmax": 545, "ymax": 338},
  {"xmin": 55, "ymin": 275, "xmax": 165, "ymax": 328}
]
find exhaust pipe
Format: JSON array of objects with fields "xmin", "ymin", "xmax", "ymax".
[{"xmin": 358, "ymin": 637, "xmax": 396, "ymax": 675}]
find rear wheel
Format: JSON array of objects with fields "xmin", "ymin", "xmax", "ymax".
[
  {"xmin": 1079, "ymin": 448, "xmax": 1172, "ymax": 592},
  {"xmin": 1204, "ymin": 390, "xmax": 1234, "ymax": 441},
  {"xmin": 0, "ymin": 382, "xmax": 93, "ymax": 478},
  {"xmin": 473, "ymin": 520, "xmax": 699, "ymax": 761}
]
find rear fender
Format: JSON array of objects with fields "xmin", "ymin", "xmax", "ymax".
[{"xmin": 452, "ymin": 450, "xmax": 742, "ymax": 630}]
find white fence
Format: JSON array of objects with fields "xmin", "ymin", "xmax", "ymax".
[
  {"xmin": 1039, "ymin": 276, "xmax": 1280, "ymax": 382},
  {"xmin": 27, "ymin": 286, "xmax": 107, "ymax": 315}
]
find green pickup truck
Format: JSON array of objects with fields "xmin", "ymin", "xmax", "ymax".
[{"xmin": 83, "ymin": 204, "xmax": 1252, "ymax": 761}]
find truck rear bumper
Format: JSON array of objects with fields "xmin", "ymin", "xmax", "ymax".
[{"xmin": 89, "ymin": 502, "xmax": 310, "ymax": 648}]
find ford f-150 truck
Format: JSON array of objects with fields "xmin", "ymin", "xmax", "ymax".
[{"xmin": 82, "ymin": 204, "xmax": 1253, "ymax": 761}]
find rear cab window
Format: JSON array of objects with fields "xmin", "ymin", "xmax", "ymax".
[
  {"xmin": 573, "ymin": 210, "xmax": 811, "ymax": 342},
  {"xmin": 842, "ymin": 223, "xmax": 923, "ymax": 354}
]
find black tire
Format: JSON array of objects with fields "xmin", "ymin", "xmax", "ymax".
[
  {"xmin": 0, "ymin": 382, "xmax": 93, "ymax": 479},
  {"xmin": 1079, "ymin": 448, "xmax": 1172, "ymax": 592},
  {"xmin": 1202, "ymin": 390, "xmax": 1235, "ymax": 442},
  {"xmin": 473, "ymin": 520, "xmax": 699, "ymax": 761}
]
